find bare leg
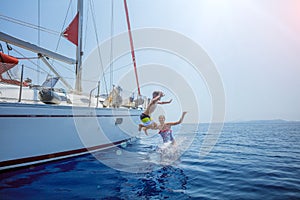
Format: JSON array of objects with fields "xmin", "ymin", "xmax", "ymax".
[
  {"xmin": 138, "ymin": 124, "xmax": 142, "ymax": 131},
  {"xmin": 171, "ymin": 139, "xmax": 176, "ymax": 145},
  {"xmin": 152, "ymin": 122, "xmax": 158, "ymax": 129},
  {"xmin": 143, "ymin": 127, "xmax": 149, "ymax": 135}
]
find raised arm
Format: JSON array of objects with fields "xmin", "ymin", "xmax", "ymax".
[
  {"xmin": 151, "ymin": 92, "xmax": 164, "ymax": 105},
  {"xmin": 166, "ymin": 112, "xmax": 187, "ymax": 126},
  {"xmin": 158, "ymin": 99, "xmax": 172, "ymax": 105},
  {"xmin": 144, "ymin": 92, "xmax": 164, "ymax": 114}
]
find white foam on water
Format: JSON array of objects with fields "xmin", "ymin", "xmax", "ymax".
[{"xmin": 146, "ymin": 136, "xmax": 190, "ymax": 166}]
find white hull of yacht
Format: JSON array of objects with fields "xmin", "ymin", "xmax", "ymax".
[
  {"xmin": 0, "ymin": 102, "xmax": 141, "ymax": 170},
  {"xmin": 0, "ymin": 0, "xmax": 146, "ymax": 171}
]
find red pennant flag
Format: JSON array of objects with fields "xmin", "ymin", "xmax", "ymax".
[{"xmin": 62, "ymin": 13, "xmax": 79, "ymax": 46}]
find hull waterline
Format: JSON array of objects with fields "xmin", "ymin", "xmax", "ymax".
[{"xmin": 0, "ymin": 102, "xmax": 141, "ymax": 170}]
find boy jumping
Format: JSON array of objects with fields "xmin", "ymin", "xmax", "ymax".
[{"xmin": 139, "ymin": 91, "xmax": 172, "ymax": 135}]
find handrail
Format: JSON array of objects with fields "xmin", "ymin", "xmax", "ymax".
[
  {"xmin": 88, "ymin": 86, "xmax": 97, "ymax": 107},
  {"xmin": 88, "ymin": 81, "xmax": 100, "ymax": 108}
]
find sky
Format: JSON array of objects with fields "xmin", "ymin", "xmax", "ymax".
[{"xmin": 1, "ymin": 0, "xmax": 300, "ymax": 122}]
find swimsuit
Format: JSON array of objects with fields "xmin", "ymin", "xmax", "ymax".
[
  {"xmin": 140, "ymin": 113, "xmax": 153, "ymax": 126},
  {"xmin": 158, "ymin": 129, "xmax": 174, "ymax": 143}
]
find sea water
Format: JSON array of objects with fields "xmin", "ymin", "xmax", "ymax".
[{"xmin": 1, "ymin": 121, "xmax": 300, "ymax": 199}]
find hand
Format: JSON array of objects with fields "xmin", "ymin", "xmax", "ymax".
[{"xmin": 178, "ymin": 111, "xmax": 187, "ymax": 124}]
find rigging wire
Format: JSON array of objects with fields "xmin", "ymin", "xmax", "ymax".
[
  {"xmin": 90, "ymin": 0, "xmax": 108, "ymax": 94},
  {"xmin": 50, "ymin": 0, "xmax": 74, "ymax": 74},
  {"xmin": 0, "ymin": 2, "xmax": 81, "ymax": 88},
  {"xmin": 0, "ymin": 3, "xmax": 75, "ymax": 76},
  {"xmin": 12, "ymin": 48, "xmax": 49, "ymax": 74},
  {"xmin": 54, "ymin": 0, "xmax": 72, "ymax": 54},
  {"xmin": 23, "ymin": 64, "xmax": 47, "ymax": 75},
  {"xmin": 55, "ymin": 62, "xmax": 75, "ymax": 74},
  {"xmin": 103, "ymin": 62, "xmax": 133, "ymax": 75},
  {"xmin": 37, "ymin": 0, "xmax": 41, "ymax": 83},
  {"xmin": 11, "ymin": 48, "xmax": 74, "ymax": 82},
  {"xmin": 1, "ymin": 53, "xmax": 108, "ymax": 88},
  {"xmin": 0, "ymin": 14, "xmax": 60, "ymax": 36},
  {"xmin": 1, "ymin": 1, "xmax": 121, "ymax": 91},
  {"xmin": 109, "ymin": 0, "xmax": 114, "ymax": 91},
  {"xmin": 83, "ymin": 1, "xmax": 90, "ymax": 51}
]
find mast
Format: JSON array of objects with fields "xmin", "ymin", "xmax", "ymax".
[
  {"xmin": 123, "ymin": 0, "xmax": 141, "ymax": 96},
  {"xmin": 75, "ymin": 0, "xmax": 83, "ymax": 92}
]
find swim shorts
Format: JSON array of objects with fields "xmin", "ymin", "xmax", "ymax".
[{"xmin": 140, "ymin": 113, "xmax": 153, "ymax": 126}]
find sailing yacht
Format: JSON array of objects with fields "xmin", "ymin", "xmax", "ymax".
[{"xmin": 0, "ymin": 0, "xmax": 145, "ymax": 170}]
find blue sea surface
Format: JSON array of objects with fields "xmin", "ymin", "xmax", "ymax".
[{"xmin": 1, "ymin": 122, "xmax": 300, "ymax": 199}]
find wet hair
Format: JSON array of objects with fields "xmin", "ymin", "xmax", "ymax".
[{"xmin": 152, "ymin": 91, "xmax": 160, "ymax": 98}]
